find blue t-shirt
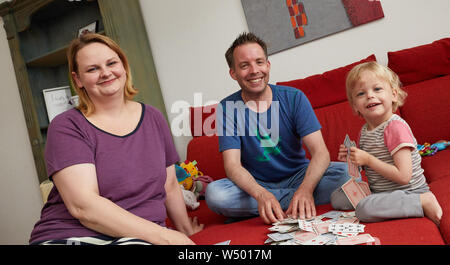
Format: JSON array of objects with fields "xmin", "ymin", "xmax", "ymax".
[{"xmin": 217, "ymin": 84, "xmax": 321, "ymax": 182}]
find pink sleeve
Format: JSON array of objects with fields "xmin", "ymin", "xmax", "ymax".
[{"xmin": 384, "ymin": 120, "xmax": 415, "ymax": 155}]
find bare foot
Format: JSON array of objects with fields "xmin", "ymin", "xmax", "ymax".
[{"xmin": 420, "ymin": 192, "xmax": 443, "ymax": 226}]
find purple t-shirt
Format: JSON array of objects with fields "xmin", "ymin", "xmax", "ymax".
[{"xmin": 29, "ymin": 103, "xmax": 179, "ymax": 244}]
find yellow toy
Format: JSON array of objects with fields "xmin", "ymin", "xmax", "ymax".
[
  {"xmin": 180, "ymin": 160, "xmax": 203, "ymax": 179},
  {"xmin": 175, "ymin": 164, "xmax": 194, "ymax": 191}
]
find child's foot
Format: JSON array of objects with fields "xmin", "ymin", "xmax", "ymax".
[{"xmin": 420, "ymin": 192, "xmax": 443, "ymax": 226}]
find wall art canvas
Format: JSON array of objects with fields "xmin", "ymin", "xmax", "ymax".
[{"xmin": 241, "ymin": 0, "xmax": 384, "ymax": 54}]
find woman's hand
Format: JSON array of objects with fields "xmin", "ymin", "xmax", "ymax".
[
  {"xmin": 162, "ymin": 227, "xmax": 196, "ymax": 245},
  {"xmin": 189, "ymin": 216, "xmax": 204, "ymax": 235}
]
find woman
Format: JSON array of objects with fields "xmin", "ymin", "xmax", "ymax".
[{"xmin": 29, "ymin": 33, "xmax": 203, "ymax": 245}]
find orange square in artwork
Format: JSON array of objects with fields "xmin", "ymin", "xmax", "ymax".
[
  {"xmin": 293, "ymin": 4, "xmax": 299, "ymax": 15},
  {"xmin": 302, "ymin": 13, "xmax": 308, "ymax": 25},
  {"xmin": 298, "ymin": 26, "xmax": 305, "ymax": 37},
  {"xmin": 290, "ymin": 16, "xmax": 296, "ymax": 28}
]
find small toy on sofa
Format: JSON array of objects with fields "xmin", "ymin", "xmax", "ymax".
[
  {"xmin": 417, "ymin": 140, "xmax": 448, "ymax": 156},
  {"xmin": 175, "ymin": 163, "xmax": 194, "ymax": 190},
  {"xmin": 175, "ymin": 164, "xmax": 199, "ymax": 210},
  {"xmin": 180, "ymin": 186, "xmax": 200, "ymax": 210},
  {"xmin": 180, "ymin": 160, "xmax": 203, "ymax": 178},
  {"xmin": 180, "ymin": 160, "xmax": 213, "ymax": 199}
]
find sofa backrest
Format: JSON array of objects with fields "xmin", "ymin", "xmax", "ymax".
[
  {"xmin": 277, "ymin": 55, "xmax": 377, "ymax": 160},
  {"xmin": 399, "ymin": 75, "xmax": 450, "ymax": 144},
  {"xmin": 387, "ymin": 38, "xmax": 450, "ymax": 86},
  {"xmin": 277, "ymin": 54, "xmax": 376, "ymax": 108},
  {"xmin": 388, "ymin": 38, "xmax": 450, "ymax": 144}
]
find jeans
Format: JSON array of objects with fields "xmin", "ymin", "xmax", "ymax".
[{"xmin": 205, "ymin": 162, "xmax": 351, "ymax": 218}]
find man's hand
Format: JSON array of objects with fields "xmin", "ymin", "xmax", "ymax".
[
  {"xmin": 286, "ymin": 185, "xmax": 316, "ymax": 220},
  {"xmin": 256, "ymin": 190, "xmax": 286, "ymax": 224}
]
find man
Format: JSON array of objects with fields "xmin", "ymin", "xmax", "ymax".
[{"xmin": 205, "ymin": 32, "xmax": 350, "ymax": 224}]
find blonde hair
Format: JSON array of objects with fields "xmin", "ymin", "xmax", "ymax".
[
  {"xmin": 67, "ymin": 33, "xmax": 138, "ymax": 115},
  {"xmin": 346, "ymin": 61, "xmax": 407, "ymax": 113}
]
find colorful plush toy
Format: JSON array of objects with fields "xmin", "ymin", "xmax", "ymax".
[
  {"xmin": 175, "ymin": 164, "xmax": 199, "ymax": 210},
  {"xmin": 175, "ymin": 164, "xmax": 194, "ymax": 191},
  {"xmin": 176, "ymin": 160, "xmax": 213, "ymax": 201},
  {"xmin": 180, "ymin": 160, "xmax": 203, "ymax": 178},
  {"xmin": 417, "ymin": 140, "xmax": 448, "ymax": 156}
]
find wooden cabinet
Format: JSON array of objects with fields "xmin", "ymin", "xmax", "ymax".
[{"xmin": 0, "ymin": 0, "xmax": 166, "ymax": 183}]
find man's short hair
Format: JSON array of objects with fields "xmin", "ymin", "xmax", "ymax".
[{"xmin": 225, "ymin": 32, "xmax": 268, "ymax": 68}]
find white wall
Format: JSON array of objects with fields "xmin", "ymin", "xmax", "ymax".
[
  {"xmin": 0, "ymin": 18, "xmax": 43, "ymax": 244},
  {"xmin": 139, "ymin": 0, "xmax": 450, "ymax": 160}
]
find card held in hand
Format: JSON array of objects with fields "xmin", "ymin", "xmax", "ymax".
[
  {"xmin": 341, "ymin": 179, "xmax": 367, "ymax": 208},
  {"xmin": 344, "ymin": 134, "xmax": 359, "ymax": 179}
]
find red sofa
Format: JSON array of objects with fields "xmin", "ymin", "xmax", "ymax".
[{"xmin": 181, "ymin": 38, "xmax": 450, "ymax": 245}]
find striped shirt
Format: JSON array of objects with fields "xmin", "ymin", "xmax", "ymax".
[{"xmin": 358, "ymin": 114, "xmax": 426, "ymax": 193}]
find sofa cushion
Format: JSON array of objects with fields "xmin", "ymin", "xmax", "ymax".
[
  {"xmin": 387, "ymin": 38, "xmax": 450, "ymax": 86},
  {"xmin": 276, "ymin": 54, "xmax": 376, "ymax": 108},
  {"xmin": 313, "ymin": 101, "xmax": 366, "ymax": 161},
  {"xmin": 429, "ymin": 177, "xmax": 450, "ymax": 244},
  {"xmin": 399, "ymin": 75, "xmax": 450, "ymax": 144},
  {"xmin": 186, "ymin": 135, "xmax": 226, "ymax": 180},
  {"xmin": 422, "ymin": 149, "xmax": 450, "ymax": 184}
]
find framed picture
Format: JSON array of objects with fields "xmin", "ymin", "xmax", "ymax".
[
  {"xmin": 42, "ymin": 86, "xmax": 74, "ymax": 122},
  {"xmin": 78, "ymin": 20, "xmax": 98, "ymax": 37},
  {"xmin": 241, "ymin": 0, "xmax": 384, "ymax": 55}
]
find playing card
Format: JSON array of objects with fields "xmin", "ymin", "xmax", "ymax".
[
  {"xmin": 347, "ymin": 158, "xmax": 360, "ymax": 179},
  {"xmin": 268, "ymin": 224, "xmax": 298, "ymax": 233},
  {"xmin": 214, "ymin": 240, "xmax": 231, "ymax": 245},
  {"xmin": 358, "ymin": 181, "xmax": 371, "ymax": 196},
  {"xmin": 298, "ymin": 219, "xmax": 314, "ymax": 232},
  {"xmin": 301, "ymin": 234, "xmax": 335, "ymax": 245},
  {"xmin": 344, "ymin": 134, "xmax": 352, "ymax": 149},
  {"xmin": 343, "ymin": 135, "xmax": 361, "ymax": 179},
  {"xmin": 336, "ymin": 234, "xmax": 375, "ymax": 245},
  {"xmin": 321, "ymin": 211, "xmax": 343, "ymax": 220},
  {"xmin": 312, "ymin": 222, "xmax": 331, "ymax": 235},
  {"xmin": 293, "ymin": 231, "xmax": 317, "ymax": 243},
  {"xmin": 341, "ymin": 178, "xmax": 367, "ymax": 208},
  {"xmin": 272, "ymin": 216, "xmax": 300, "ymax": 226},
  {"xmin": 329, "ymin": 223, "xmax": 365, "ymax": 233},
  {"xmin": 277, "ymin": 239, "xmax": 299, "ymax": 245},
  {"xmin": 264, "ymin": 237, "xmax": 274, "ymax": 244},
  {"xmin": 267, "ymin": 232, "xmax": 294, "ymax": 242},
  {"xmin": 334, "ymin": 216, "xmax": 359, "ymax": 224}
]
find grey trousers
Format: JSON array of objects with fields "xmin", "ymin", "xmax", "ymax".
[{"xmin": 330, "ymin": 184, "xmax": 429, "ymax": 222}]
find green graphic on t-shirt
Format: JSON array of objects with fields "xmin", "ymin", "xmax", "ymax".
[{"xmin": 255, "ymin": 129, "xmax": 281, "ymax": 162}]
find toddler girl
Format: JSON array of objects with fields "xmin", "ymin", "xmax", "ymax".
[{"xmin": 330, "ymin": 61, "xmax": 442, "ymax": 225}]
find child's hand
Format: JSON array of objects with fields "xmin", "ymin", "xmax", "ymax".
[
  {"xmin": 337, "ymin": 144, "xmax": 348, "ymax": 162},
  {"xmin": 349, "ymin": 147, "xmax": 371, "ymax": 166}
]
